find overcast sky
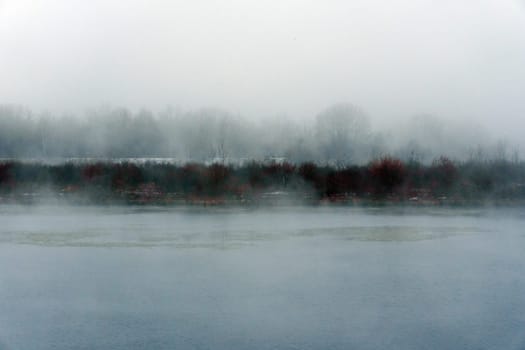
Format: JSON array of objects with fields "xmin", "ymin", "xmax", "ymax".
[{"xmin": 1, "ymin": 0, "xmax": 524, "ymax": 139}]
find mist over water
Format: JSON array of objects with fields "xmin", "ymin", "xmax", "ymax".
[
  {"xmin": 2, "ymin": 1, "xmax": 525, "ymax": 349},
  {"xmin": 1, "ymin": 206, "xmax": 525, "ymax": 350}
]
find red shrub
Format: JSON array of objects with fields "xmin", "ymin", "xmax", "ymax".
[
  {"xmin": 326, "ymin": 167, "xmax": 362, "ymax": 195},
  {"xmin": 83, "ymin": 163, "xmax": 105, "ymax": 181},
  {"xmin": 369, "ymin": 157, "xmax": 406, "ymax": 193},
  {"xmin": 111, "ymin": 163, "xmax": 144, "ymax": 189},
  {"xmin": 298, "ymin": 163, "xmax": 319, "ymax": 183}
]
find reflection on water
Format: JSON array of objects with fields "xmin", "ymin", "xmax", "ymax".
[
  {"xmin": 0, "ymin": 205, "xmax": 524, "ymax": 350},
  {"xmin": 0, "ymin": 225, "xmax": 486, "ymax": 248},
  {"xmin": 0, "ymin": 205, "xmax": 500, "ymax": 248}
]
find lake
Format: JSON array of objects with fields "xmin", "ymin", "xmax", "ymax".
[{"xmin": 0, "ymin": 205, "xmax": 524, "ymax": 349}]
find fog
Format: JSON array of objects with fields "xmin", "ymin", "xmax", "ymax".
[
  {"xmin": 3, "ymin": 3, "xmax": 525, "ymax": 348},
  {"xmin": 1, "ymin": 0, "xmax": 525, "ymax": 145},
  {"xmin": 1, "ymin": 206, "xmax": 525, "ymax": 349},
  {"xmin": 0, "ymin": 103, "xmax": 519, "ymax": 164}
]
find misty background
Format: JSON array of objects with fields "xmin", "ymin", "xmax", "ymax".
[
  {"xmin": 0, "ymin": 103, "xmax": 517, "ymax": 164},
  {"xmin": 1, "ymin": 0, "xmax": 525, "ymax": 161}
]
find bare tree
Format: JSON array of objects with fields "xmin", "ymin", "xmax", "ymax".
[{"xmin": 315, "ymin": 103, "xmax": 370, "ymax": 164}]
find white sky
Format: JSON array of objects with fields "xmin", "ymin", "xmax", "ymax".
[{"xmin": 1, "ymin": 0, "xmax": 525, "ymax": 140}]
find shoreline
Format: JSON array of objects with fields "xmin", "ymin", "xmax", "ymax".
[
  {"xmin": 2, "ymin": 191, "xmax": 524, "ymax": 208},
  {"xmin": 2, "ymin": 159, "xmax": 525, "ymax": 207}
]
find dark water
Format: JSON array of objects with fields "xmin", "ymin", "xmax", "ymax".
[{"xmin": 0, "ymin": 205, "xmax": 524, "ymax": 350}]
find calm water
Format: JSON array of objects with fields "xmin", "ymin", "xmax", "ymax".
[{"xmin": 0, "ymin": 205, "xmax": 524, "ymax": 350}]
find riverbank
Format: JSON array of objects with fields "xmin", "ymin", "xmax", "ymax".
[{"xmin": 1, "ymin": 159, "xmax": 524, "ymax": 206}]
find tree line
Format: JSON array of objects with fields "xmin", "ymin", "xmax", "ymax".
[{"xmin": 0, "ymin": 104, "xmax": 518, "ymax": 164}]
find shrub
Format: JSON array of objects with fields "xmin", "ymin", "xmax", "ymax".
[{"xmin": 369, "ymin": 157, "xmax": 406, "ymax": 194}]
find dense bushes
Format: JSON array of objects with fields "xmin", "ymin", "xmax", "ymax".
[
  {"xmin": 369, "ymin": 157, "xmax": 406, "ymax": 195},
  {"xmin": 0, "ymin": 158, "xmax": 524, "ymax": 203}
]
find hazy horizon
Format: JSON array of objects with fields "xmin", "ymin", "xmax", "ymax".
[
  {"xmin": 2, "ymin": 0, "xmax": 525, "ymax": 145},
  {"xmin": 3, "ymin": 3, "xmax": 525, "ymax": 349},
  {"xmin": 0, "ymin": 102, "xmax": 517, "ymax": 163}
]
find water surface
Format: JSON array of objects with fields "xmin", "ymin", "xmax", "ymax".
[{"xmin": 0, "ymin": 205, "xmax": 524, "ymax": 349}]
